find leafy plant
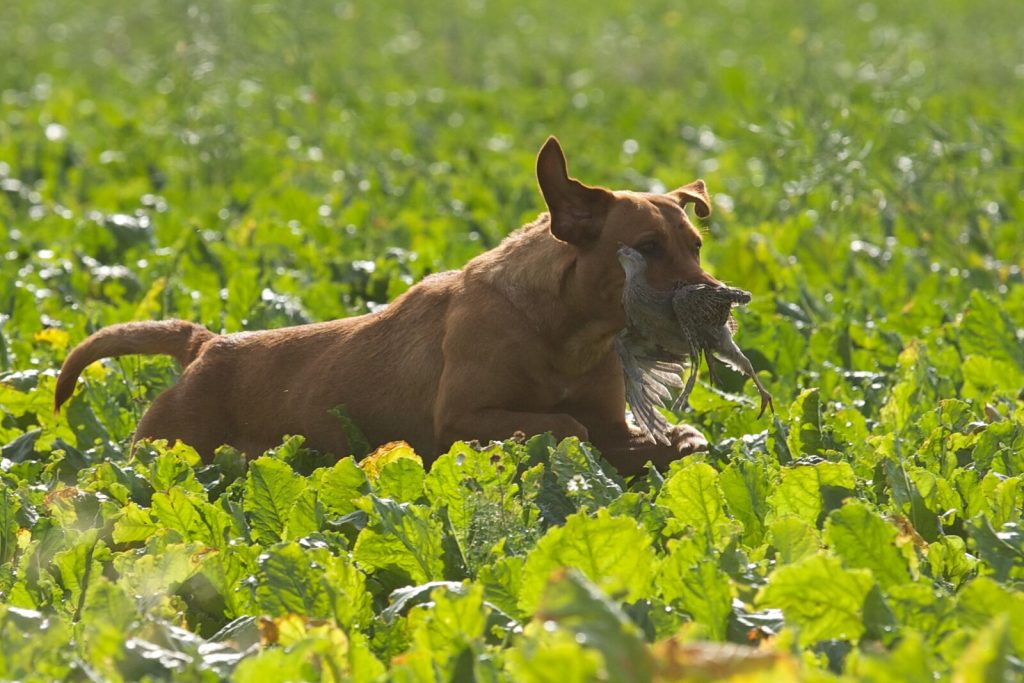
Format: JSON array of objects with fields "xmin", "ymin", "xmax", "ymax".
[{"xmin": 1, "ymin": 0, "xmax": 1023, "ymax": 679}]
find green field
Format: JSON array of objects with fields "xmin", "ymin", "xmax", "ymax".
[{"xmin": 2, "ymin": 0, "xmax": 1024, "ymax": 680}]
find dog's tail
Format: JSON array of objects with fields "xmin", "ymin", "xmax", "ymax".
[{"xmin": 54, "ymin": 320, "xmax": 216, "ymax": 412}]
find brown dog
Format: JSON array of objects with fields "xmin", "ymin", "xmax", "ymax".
[{"xmin": 54, "ymin": 137, "xmax": 720, "ymax": 475}]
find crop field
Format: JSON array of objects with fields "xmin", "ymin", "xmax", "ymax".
[{"xmin": 2, "ymin": 0, "xmax": 1024, "ymax": 680}]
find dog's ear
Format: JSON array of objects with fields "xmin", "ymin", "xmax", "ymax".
[
  {"xmin": 668, "ymin": 180, "xmax": 712, "ymax": 219},
  {"xmin": 536, "ymin": 137, "xmax": 612, "ymax": 245}
]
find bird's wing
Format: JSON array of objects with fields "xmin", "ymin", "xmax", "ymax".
[
  {"xmin": 616, "ymin": 336, "xmax": 674, "ymax": 445},
  {"xmin": 727, "ymin": 313, "xmax": 739, "ymax": 335},
  {"xmin": 637, "ymin": 357, "xmax": 684, "ymax": 390}
]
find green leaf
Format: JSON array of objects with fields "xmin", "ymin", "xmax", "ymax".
[
  {"xmin": 504, "ymin": 632, "xmax": 603, "ymax": 683},
  {"xmin": 825, "ymin": 501, "xmax": 912, "ymax": 588},
  {"xmin": 151, "ymin": 488, "xmax": 203, "ymax": 541},
  {"xmin": 353, "ymin": 496, "xmax": 445, "ymax": 584},
  {"xmin": 768, "ymin": 516, "xmax": 821, "ymax": 564},
  {"xmin": 510, "ymin": 569, "xmax": 650, "ymax": 683},
  {"xmin": 394, "ymin": 583, "xmax": 491, "ymax": 681},
  {"xmin": 313, "ymin": 456, "xmax": 369, "ymax": 518},
  {"xmin": 244, "ymin": 457, "xmax": 307, "ymax": 543},
  {"xmin": 720, "ymin": 458, "xmax": 774, "ymax": 545},
  {"xmin": 956, "ymin": 577, "xmax": 1024, "ymax": 657},
  {"xmin": 0, "ymin": 486, "xmax": 20, "ymax": 565},
  {"xmin": 266, "ymin": 434, "xmax": 306, "ymax": 462},
  {"xmin": 212, "ymin": 446, "xmax": 248, "ymax": 485},
  {"xmin": 952, "ymin": 613, "xmax": 1015, "ymax": 683},
  {"xmin": 77, "ymin": 577, "xmax": 138, "ymax": 671},
  {"xmin": 477, "ymin": 555, "xmax": 526, "ymax": 621},
  {"xmin": 519, "ymin": 508, "xmax": 656, "ymax": 614},
  {"xmin": 231, "ymin": 644, "xmax": 317, "ymax": 683},
  {"xmin": 658, "ymin": 552, "xmax": 732, "ymax": 641},
  {"xmin": 50, "ymin": 530, "xmax": 111, "ymax": 620},
  {"xmin": 382, "ymin": 581, "xmax": 466, "ymax": 623},
  {"xmin": 757, "ymin": 553, "xmax": 874, "ymax": 646},
  {"xmin": 961, "ymin": 355, "xmax": 1024, "ymax": 401},
  {"xmin": 515, "ymin": 437, "xmax": 624, "ymax": 528},
  {"xmin": 148, "ymin": 444, "xmax": 204, "ymax": 493},
  {"xmin": 768, "ymin": 461, "xmax": 856, "ymax": 528},
  {"xmin": 549, "ymin": 438, "xmax": 624, "ymax": 511},
  {"xmin": 972, "ymin": 419, "xmax": 1024, "ymax": 474},
  {"xmin": 376, "ymin": 457, "xmax": 426, "ymax": 503},
  {"xmin": 283, "ymin": 488, "xmax": 322, "ymax": 540},
  {"xmin": 111, "ymin": 502, "xmax": 158, "ymax": 544},
  {"xmin": 112, "ymin": 542, "xmax": 195, "ymax": 598},
  {"xmin": 959, "ymin": 290, "xmax": 1024, "ymax": 372},
  {"xmin": 198, "ymin": 544, "xmax": 260, "ymax": 618},
  {"xmin": 322, "ymin": 551, "xmax": 375, "ymax": 630},
  {"xmin": 883, "ymin": 458, "xmax": 942, "ymax": 542},
  {"xmin": 235, "ymin": 612, "xmax": 383, "ymax": 682},
  {"xmin": 786, "ymin": 388, "xmax": 823, "ymax": 456},
  {"xmin": 970, "ymin": 517, "xmax": 1024, "ymax": 582},
  {"xmin": 928, "ymin": 535, "xmax": 977, "ymax": 588},
  {"xmin": 880, "ymin": 342, "xmax": 935, "ymax": 435},
  {"xmin": 985, "ymin": 474, "xmax": 1023, "ymax": 527},
  {"xmin": 254, "ymin": 542, "xmax": 332, "ymax": 618},
  {"xmin": 329, "ymin": 404, "xmax": 370, "ymax": 458},
  {"xmin": 424, "ymin": 441, "xmax": 526, "ymax": 558},
  {"xmin": 851, "ymin": 631, "xmax": 937, "ymax": 683},
  {"xmin": 657, "ymin": 461, "xmax": 733, "ymax": 547},
  {"xmin": 0, "ymin": 605, "xmax": 73, "ymax": 680}
]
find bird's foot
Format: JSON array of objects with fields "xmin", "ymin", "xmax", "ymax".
[{"xmin": 757, "ymin": 391, "xmax": 775, "ymax": 418}]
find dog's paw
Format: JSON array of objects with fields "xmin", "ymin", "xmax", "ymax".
[{"xmin": 667, "ymin": 423, "xmax": 708, "ymax": 456}]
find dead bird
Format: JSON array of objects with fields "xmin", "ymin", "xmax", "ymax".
[
  {"xmin": 671, "ymin": 283, "xmax": 774, "ymax": 417},
  {"xmin": 616, "ymin": 247, "xmax": 693, "ymax": 443},
  {"xmin": 616, "ymin": 246, "xmax": 773, "ymax": 439}
]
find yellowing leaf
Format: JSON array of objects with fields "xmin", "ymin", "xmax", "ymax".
[
  {"xmin": 360, "ymin": 441, "xmax": 421, "ymax": 482},
  {"xmin": 652, "ymin": 639, "xmax": 795, "ymax": 683},
  {"xmin": 82, "ymin": 362, "xmax": 108, "ymax": 381},
  {"xmin": 34, "ymin": 328, "xmax": 70, "ymax": 350},
  {"xmin": 133, "ymin": 276, "xmax": 167, "ymax": 319}
]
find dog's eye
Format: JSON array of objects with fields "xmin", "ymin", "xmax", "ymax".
[{"xmin": 635, "ymin": 241, "xmax": 661, "ymax": 256}]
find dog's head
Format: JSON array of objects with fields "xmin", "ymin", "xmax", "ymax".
[{"xmin": 536, "ymin": 137, "xmax": 721, "ymax": 318}]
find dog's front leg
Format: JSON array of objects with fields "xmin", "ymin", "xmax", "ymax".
[
  {"xmin": 590, "ymin": 422, "xmax": 707, "ymax": 476},
  {"xmin": 572, "ymin": 356, "xmax": 708, "ymax": 475}
]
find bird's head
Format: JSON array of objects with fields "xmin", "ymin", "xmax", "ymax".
[{"xmin": 616, "ymin": 245, "xmax": 647, "ymax": 279}]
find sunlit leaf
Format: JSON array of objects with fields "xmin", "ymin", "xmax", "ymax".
[
  {"xmin": 244, "ymin": 457, "xmax": 307, "ymax": 543},
  {"xmin": 352, "ymin": 496, "xmax": 445, "ymax": 584},
  {"xmin": 768, "ymin": 461, "xmax": 855, "ymax": 528},
  {"xmin": 824, "ymin": 501, "xmax": 912, "ymax": 588},
  {"xmin": 519, "ymin": 508, "xmax": 656, "ymax": 614},
  {"xmin": 757, "ymin": 554, "xmax": 873, "ymax": 646}
]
